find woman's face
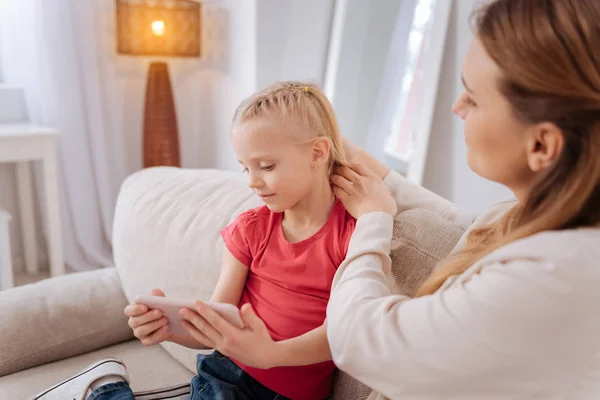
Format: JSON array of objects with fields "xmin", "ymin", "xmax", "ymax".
[{"xmin": 452, "ymin": 38, "xmax": 536, "ymax": 198}]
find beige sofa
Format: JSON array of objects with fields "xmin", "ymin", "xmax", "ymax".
[{"xmin": 0, "ymin": 167, "xmax": 463, "ymax": 399}]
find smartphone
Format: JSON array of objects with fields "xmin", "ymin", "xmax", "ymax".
[{"xmin": 135, "ymin": 295, "xmax": 244, "ymax": 336}]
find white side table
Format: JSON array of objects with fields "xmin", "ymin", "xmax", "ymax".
[
  {"xmin": 0, "ymin": 209, "xmax": 13, "ymax": 290},
  {"xmin": 0, "ymin": 124, "xmax": 64, "ymax": 278}
]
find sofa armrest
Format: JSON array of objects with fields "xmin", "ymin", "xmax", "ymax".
[{"xmin": 0, "ymin": 268, "xmax": 133, "ymax": 377}]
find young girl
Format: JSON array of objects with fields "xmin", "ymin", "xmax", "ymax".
[
  {"xmin": 34, "ymin": 81, "xmax": 356, "ymax": 400},
  {"xmin": 189, "ymin": 81, "xmax": 356, "ymax": 399}
]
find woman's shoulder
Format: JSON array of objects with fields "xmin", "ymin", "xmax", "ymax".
[
  {"xmin": 483, "ymin": 227, "xmax": 600, "ymax": 273},
  {"xmin": 443, "ymin": 226, "xmax": 600, "ymax": 295},
  {"xmin": 470, "ymin": 197, "xmax": 518, "ymax": 230}
]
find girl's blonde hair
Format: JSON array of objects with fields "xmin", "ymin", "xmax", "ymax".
[
  {"xmin": 232, "ymin": 81, "xmax": 347, "ymax": 175},
  {"xmin": 416, "ymin": 0, "xmax": 600, "ymax": 296}
]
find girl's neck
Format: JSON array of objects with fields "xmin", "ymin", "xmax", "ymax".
[{"xmin": 283, "ymin": 175, "xmax": 335, "ymax": 229}]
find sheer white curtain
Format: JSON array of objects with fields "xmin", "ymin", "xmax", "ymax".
[
  {"xmin": 0, "ymin": 0, "xmax": 128, "ymax": 270},
  {"xmin": 364, "ymin": 0, "xmax": 418, "ymax": 167},
  {"xmin": 365, "ymin": 0, "xmax": 450, "ymax": 185}
]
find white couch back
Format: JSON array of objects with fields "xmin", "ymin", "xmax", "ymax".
[{"xmin": 113, "ymin": 167, "xmax": 261, "ymax": 370}]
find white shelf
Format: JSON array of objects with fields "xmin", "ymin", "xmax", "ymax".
[
  {"xmin": 0, "ymin": 123, "xmax": 64, "ymax": 279},
  {"xmin": 0, "ymin": 123, "xmax": 58, "ymax": 138},
  {"xmin": 0, "ymin": 85, "xmax": 28, "ymax": 123}
]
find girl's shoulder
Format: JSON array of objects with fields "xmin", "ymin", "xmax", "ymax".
[
  {"xmin": 333, "ymin": 200, "xmax": 357, "ymax": 255},
  {"xmin": 239, "ymin": 204, "xmax": 273, "ymax": 219},
  {"xmin": 229, "ymin": 205, "xmax": 273, "ymax": 232}
]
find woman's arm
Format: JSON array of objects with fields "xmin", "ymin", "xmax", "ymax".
[
  {"xmin": 328, "ymin": 235, "xmax": 582, "ymax": 398},
  {"xmin": 326, "ymin": 204, "xmax": 580, "ymax": 397},
  {"xmin": 343, "ymin": 139, "xmax": 474, "ymax": 230},
  {"xmin": 327, "ymin": 164, "xmax": 576, "ymax": 398},
  {"xmin": 168, "ymin": 248, "xmax": 249, "ymax": 350}
]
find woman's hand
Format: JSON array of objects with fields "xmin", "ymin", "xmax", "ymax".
[
  {"xmin": 332, "ymin": 163, "xmax": 397, "ymax": 219},
  {"xmin": 180, "ymin": 302, "xmax": 279, "ymax": 369}
]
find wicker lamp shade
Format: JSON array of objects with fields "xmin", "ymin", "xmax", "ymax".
[{"xmin": 116, "ymin": 0, "xmax": 201, "ymax": 168}]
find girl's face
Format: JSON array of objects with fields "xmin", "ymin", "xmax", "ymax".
[
  {"xmin": 231, "ymin": 118, "xmax": 326, "ymax": 213},
  {"xmin": 452, "ymin": 38, "xmax": 536, "ymax": 198}
]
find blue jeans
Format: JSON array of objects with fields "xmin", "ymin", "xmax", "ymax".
[{"xmin": 87, "ymin": 351, "xmax": 289, "ymax": 400}]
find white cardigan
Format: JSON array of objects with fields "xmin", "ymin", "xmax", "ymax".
[{"xmin": 326, "ymin": 171, "xmax": 600, "ymax": 400}]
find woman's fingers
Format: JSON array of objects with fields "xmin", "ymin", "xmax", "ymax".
[
  {"xmin": 336, "ymin": 165, "xmax": 363, "ymax": 183},
  {"xmin": 332, "ymin": 185, "xmax": 350, "ymax": 202},
  {"xmin": 349, "ymin": 162, "xmax": 376, "ymax": 178},
  {"xmin": 331, "ymin": 174, "xmax": 355, "ymax": 194},
  {"xmin": 332, "ymin": 163, "xmax": 397, "ymax": 218}
]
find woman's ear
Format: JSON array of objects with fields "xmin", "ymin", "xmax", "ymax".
[
  {"xmin": 310, "ymin": 137, "xmax": 331, "ymax": 167},
  {"xmin": 525, "ymin": 122, "xmax": 565, "ymax": 172}
]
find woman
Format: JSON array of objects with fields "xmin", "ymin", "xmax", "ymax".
[{"xmin": 327, "ymin": 0, "xmax": 600, "ymax": 398}]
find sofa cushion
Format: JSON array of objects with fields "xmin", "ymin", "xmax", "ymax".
[
  {"xmin": 387, "ymin": 208, "xmax": 464, "ymax": 296},
  {"xmin": 0, "ymin": 340, "xmax": 194, "ymax": 399},
  {"xmin": 0, "ymin": 268, "xmax": 132, "ymax": 377}
]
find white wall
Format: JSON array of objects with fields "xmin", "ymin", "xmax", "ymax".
[
  {"xmin": 422, "ymin": 0, "xmax": 511, "ymax": 214},
  {"xmin": 256, "ymin": 0, "xmax": 333, "ymax": 90},
  {"xmin": 326, "ymin": 0, "xmax": 403, "ymax": 149}
]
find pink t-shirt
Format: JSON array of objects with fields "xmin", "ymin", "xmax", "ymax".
[{"xmin": 220, "ymin": 198, "xmax": 356, "ymax": 400}]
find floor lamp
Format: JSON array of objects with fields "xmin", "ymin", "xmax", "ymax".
[{"xmin": 116, "ymin": 0, "xmax": 201, "ymax": 168}]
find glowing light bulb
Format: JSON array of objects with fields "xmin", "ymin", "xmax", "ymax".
[{"xmin": 151, "ymin": 20, "xmax": 166, "ymax": 36}]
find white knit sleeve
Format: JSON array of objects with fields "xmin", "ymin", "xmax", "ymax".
[{"xmin": 328, "ymin": 238, "xmax": 583, "ymax": 398}]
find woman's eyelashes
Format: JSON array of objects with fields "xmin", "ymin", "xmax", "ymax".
[{"xmin": 465, "ymin": 94, "xmax": 477, "ymax": 107}]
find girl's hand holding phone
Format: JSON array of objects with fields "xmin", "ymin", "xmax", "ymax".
[{"xmin": 124, "ymin": 288, "xmax": 171, "ymax": 346}]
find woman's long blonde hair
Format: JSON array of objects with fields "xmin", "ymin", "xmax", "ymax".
[
  {"xmin": 416, "ymin": 0, "xmax": 600, "ymax": 296},
  {"xmin": 232, "ymin": 81, "xmax": 347, "ymax": 176}
]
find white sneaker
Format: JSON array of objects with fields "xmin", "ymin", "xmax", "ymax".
[{"xmin": 30, "ymin": 358, "xmax": 130, "ymax": 400}]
